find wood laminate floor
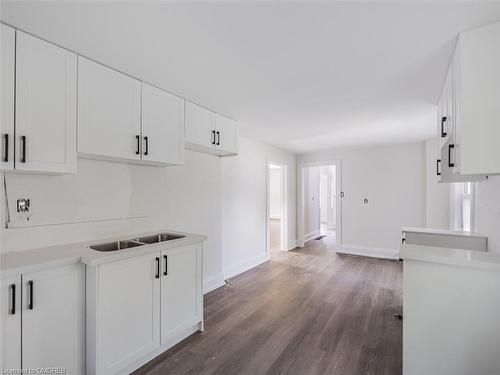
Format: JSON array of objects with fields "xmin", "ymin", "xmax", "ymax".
[{"xmin": 134, "ymin": 237, "xmax": 403, "ymax": 375}]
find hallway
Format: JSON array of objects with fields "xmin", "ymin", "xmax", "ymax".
[{"xmin": 134, "ymin": 238, "xmax": 403, "ymax": 375}]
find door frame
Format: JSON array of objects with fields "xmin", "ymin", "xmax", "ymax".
[
  {"xmin": 266, "ymin": 159, "xmax": 288, "ymax": 254},
  {"xmin": 297, "ymin": 160, "xmax": 342, "ymax": 248}
]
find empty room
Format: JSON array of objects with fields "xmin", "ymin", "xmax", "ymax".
[{"xmin": 1, "ymin": 2, "xmax": 500, "ymax": 375}]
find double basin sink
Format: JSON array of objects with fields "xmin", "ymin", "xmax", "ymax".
[{"xmin": 89, "ymin": 233, "xmax": 185, "ymax": 252}]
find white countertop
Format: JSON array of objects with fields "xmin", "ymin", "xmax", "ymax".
[
  {"xmin": 0, "ymin": 229, "xmax": 207, "ymax": 277},
  {"xmin": 401, "ymin": 227, "xmax": 487, "ymax": 238},
  {"xmin": 400, "ymin": 244, "xmax": 500, "ymax": 272}
]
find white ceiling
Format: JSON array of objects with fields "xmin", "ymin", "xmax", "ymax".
[{"xmin": 2, "ymin": 1, "xmax": 500, "ymax": 154}]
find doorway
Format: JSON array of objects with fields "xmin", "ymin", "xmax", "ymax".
[
  {"xmin": 267, "ymin": 162, "xmax": 287, "ymax": 253},
  {"xmin": 319, "ymin": 165, "xmax": 337, "ymax": 241},
  {"xmin": 298, "ymin": 160, "xmax": 341, "ymax": 248}
]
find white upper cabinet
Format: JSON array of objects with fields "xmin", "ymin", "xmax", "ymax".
[
  {"xmin": 78, "ymin": 56, "xmax": 142, "ymax": 162},
  {"xmin": 185, "ymin": 101, "xmax": 238, "ymax": 157},
  {"xmin": 15, "ymin": 31, "xmax": 77, "ymax": 174},
  {"xmin": 215, "ymin": 114, "xmax": 238, "ymax": 156},
  {"xmin": 185, "ymin": 101, "xmax": 216, "ymax": 151},
  {"xmin": 0, "ymin": 24, "xmax": 15, "ymax": 171},
  {"xmin": 455, "ymin": 22, "xmax": 500, "ymax": 175},
  {"xmin": 141, "ymin": 83, "xmax": 185, "ymax": 165},
  {"xmin": 436, "ymin": 21, "xmax": 500, "ymax": 181}
]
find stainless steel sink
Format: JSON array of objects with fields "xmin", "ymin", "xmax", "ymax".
[
  {"xmin": 89, "ymin": 240, "xmax": 143, "ymax": 252},
  {"xmin": 89, "ymin": 232, "xmax": 186, "ymax": 252},
  {"xmin": 135, "ymin": 233, "xmax": 186, "ymax": 244}
]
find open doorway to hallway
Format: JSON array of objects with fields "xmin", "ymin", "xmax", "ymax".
[
  {"xmin": 267, "ymin": 162, "xmax": 287, "ymax": 253},
  {"xmin": 319, "ymin": 166, "xmax": 337, "ymax": 243},
  {"xmin": 298, "ymin": 161, "xmax": 341, "ymax": 248}
]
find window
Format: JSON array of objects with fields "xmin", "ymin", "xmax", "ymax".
[{"xmin": 450, "ymin": 182, "xmax": 475, "ymax": 232}]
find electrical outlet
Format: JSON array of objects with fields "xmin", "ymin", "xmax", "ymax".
[{"xmin": 17, "ymin": 198, "xmax": 30, "ymax": 213}]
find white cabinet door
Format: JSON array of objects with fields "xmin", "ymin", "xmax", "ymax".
[
  {"xmin": 141, "ymin": 83, "xmax": 184, "ymax": 165},
  {"xmin": 0, "ymin": 276, "xmax": 21, "ymax": 370},
  {"xmin": 0, "ymin": 24, "xmax": 15, "ymax": 171},
  {"xmin": 78, "ymin": 56, "xmax": 141, "ymax": 162},
  {"xmin": 161, "ymin": 244, "xmax": 201, "ymax": 344},
  {"xmin": 185, "ymin": 101, "xmax": 216, "ymax": 152},
  {"xmin": 215, "ymin": 114, "xmax": 238, "ymax": 155},
  {"xmin": 15, "ymin": 31, "xmax": 77, "ymax": 174},
  {"xmin": 22, "ymin": 264, "xmax": 84, "ymax": 374},
  {"xmin": 97, "ymin": 253, "xmax": 160, "ymax": 373}
]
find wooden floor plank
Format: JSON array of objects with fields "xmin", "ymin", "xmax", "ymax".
[{"xmin": 133, "ymin": 235, "xmax": 403, "ymax": 375}]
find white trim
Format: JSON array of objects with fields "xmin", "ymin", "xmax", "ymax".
[
  {"xmin": 203, "ymin": 273, "xmax": 225, "ymax": 294},
  {"xmin": 266, "ymin": 159, "xmax": 289, "ymax": 253},
  {"xmin": 224, "ymin": 253, "xmax": 270, "ymax": 279},
  {"xmin": 298, "ymin": 159, "xmax": 342, "ymax": 248},
  {"xmin": 337, "ymin": 244, "xmax": 399, "ymax": 260}
]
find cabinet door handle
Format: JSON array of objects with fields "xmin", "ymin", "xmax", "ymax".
[
  {"xmin": 9, "ymin": 284, "xmax": 16, "ymax": 315},
  {"xmin": 144, "ymin": 136, "xmax": 149, "ymax": 156},
  {"xmin": 155, "ymin": 257, "xmax": 160, "ymax": 279},
  {"xmin": 216, "ymin": 131, "xmax": 220, "ymax": 146},
  {"xmin": 20, "ymin": 136, "xmax": 26, "ymax": 163},
  {"xmin": 2, "ymin": 134, "xmax": 8, "ymax": 163},
  {"xmin": 441, "ymin": 116, "xmax": 447, "ymax": 138},
  {"xmin": 211, "ymin": 130, "xmax": 216, "ymax": 145},
  {"xmin": 136, "ymin": 135, "xmax": 141, "ymax": 155},
  {"xmin": 163, "ymin": 255, "xmax": 168, "ymax": 276},
  {"xmin": 448, "ymin": 144, "xmax": 455, "ymax": 168},
  {"xmin": 436, "ymin": 159, "xmax": 441, "ymax": 176},
  {"xmin": 27, "ymin": 280, "xmax": 34, "ymax": 310}
]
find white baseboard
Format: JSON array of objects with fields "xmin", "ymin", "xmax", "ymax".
[
  {"xmin": 203, "ymin": 273, "xmax": 225, "ymax": 295},
  {"xmin": 224, "ymin": 253, "xmax": 270, "ymax": 280},
  {"xmin": 337, "ymin": 244, "xmax": 399, "ymax": 260},
  {"xmin": 304, "ymin": 230, "xmax": 320, "ymax": 243}
]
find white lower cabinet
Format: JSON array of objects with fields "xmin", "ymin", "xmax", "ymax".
[
  {"xmin": 161, "ymin": 244, "xmax": 202, "ymax": 345},
  {"xmin": 0, "ymin": 276, "xmax": 21, "ymax": 370},
  {"xmin": 87, "ymin": 253, "xmax": 160, "ymax": 375},
  {"xmin": 0, "ymin": 264, "xmax": 85, "ymax": 374},
  {"xmin": 87, "ymin": 243, "xmax": 203, "ymax": 375}
]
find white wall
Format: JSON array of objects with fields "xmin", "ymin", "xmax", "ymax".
[
  {"xmin": 269, "ymin": 168, "xmax": 282, "ymax": 219},
  {"xmin": 2, "ymin": 137, "xmax": 297, "ymax": 290},
  {"xmin": 425, "ymin": 138, "xmax": 450, "ymax": 229},
  {"xmin": 303, "ymin": 166, "xmax": 320, "ymax": 240},
  {"xmin": 1, "ymin": 152, "xmax": 223, "ymax": 291},
  {"xmin": 221, "ymin": 137, "xmax": 296, "ymax": 278},
  {"xmin": 298, "ymin": 141, "xmax": 426, "ymax": 258}
]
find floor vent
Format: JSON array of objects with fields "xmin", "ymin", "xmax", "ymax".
[
  {"xmin": 224, "ymin": 279, "xmax": 233, "ymax": 286},
  {"xmin": 314, "ymin": 235, "xmax": 326, "ymax": 240}
]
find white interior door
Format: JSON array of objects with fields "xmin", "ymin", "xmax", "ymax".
[
  {"xmin": 0, "ymin": 24, "xmax": 15, "ymax": 171},
  {"xmin": 22, "ymin": 264, "xmax": 84, "ymax": 374},
  {"xmin": 215, "ymin": 114, "xmax": 238, "ymax": 155},
  {"xmin": 0, "ymin": 276, "xmax": 21, "ymax": 370},
  {"xmin": 15, "ymin": 31, "xmax": 77, "ymax": 174},
  {"xmin": 78, "ymin": 56, "xmax": 141, "ymax": 161},
  {"xmin": 98, "ymin": 253, "xmax": 160, "ymax": 373},
  {"xmin": 161, "ymin": 244, "xmax": 201, "ymax": 344},
  {"xmin": 141, "ymin": 83, "xmax": 184, "ymax": 165},
  {"xmin": 185, "ymin": 101, "xmax": 216, "ymax": 150}
]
